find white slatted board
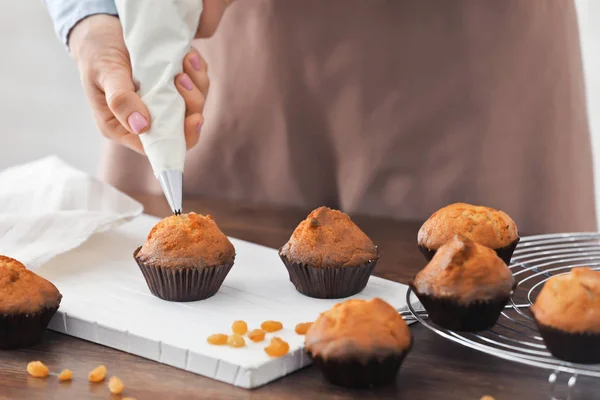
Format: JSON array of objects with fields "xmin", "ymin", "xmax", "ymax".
[{"xmin": 39, "ymin": 214, "xmax": 411, "ymax": 388}]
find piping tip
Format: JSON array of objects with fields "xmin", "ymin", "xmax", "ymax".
[{"xmin": 158, "ymin": 170, "xmax": 183, "ymax": 215}]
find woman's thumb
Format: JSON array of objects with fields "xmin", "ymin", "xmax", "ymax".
[{"xmin": 101, "ymin": 69, "xmax": 151, "ymax": 134}]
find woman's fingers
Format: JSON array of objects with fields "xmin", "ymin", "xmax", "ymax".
[
  {"xmin": 85, "ymin": 83, "xmax": 146, "ymax": 154},
  {"xmin": 118, "ymin": 133, "xmax": 145, "ymax": 154},
  {"xmin": 175, "ymin": 72, "xmax": 206, "ymax": 117},
  {"xmin": 184, "ymin": 113, "xmax": 204, "ymax": 150},
  {"xmin": 176, "ymin": 49, "xmax": 209, "ymax": 150},
  {"xmin": 183, "ymin": 49, "xmax": 209, "ymax": 98},
  {"xmin": 195, "ymin": 0, "xmax": 234, "ymax": 38},
  {"xmin": 98, "ymin": 115, "xmax": 145, "ymax": 154}
]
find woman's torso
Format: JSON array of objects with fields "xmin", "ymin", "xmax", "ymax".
[{"xmin": 102, "ymin": 0, "xmax": 596, "ymax": 233}]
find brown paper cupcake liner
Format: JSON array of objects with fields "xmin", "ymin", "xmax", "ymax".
[
  {"xmin": 0, "ymin": 305, "xmax": 60, "ymax": 350},
  {"xmin": 409, "ymin": 282, "xmax": 510, "ymax": 332},
  {"xmin": 418, "ymin": 237, "xmax": 520, "ymax": 265},
  {"xmin": 279, "ymin": 253, "xmax": 378, "ymax": 299},
  {"xmin": 533, "ymin": 318, "xmax": 600, "ymax": 364},
  {"xmin": 308, "ymin": 346, "xmax": 411, "ymax": 388},
  {"xmin": 134, "ymin": 247, "xmax": 234, "ymax": 302}
]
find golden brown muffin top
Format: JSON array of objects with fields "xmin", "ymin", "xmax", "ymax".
[
  {"xmin": 531, "ymin": 267, "xmax": 600, "ymax": 333},
  {"xmin": 412, "ymin": 235, "xmax": 514, "ymax": 304},
  {"xmin": 279, "ymin": 207, "xmax": 378, "ymax": 268},
  {"xmin": 0, "ymin": 256, "xmax": 62, "ymax": 315},
  {"xmin": 418, "ymin": 202, "xmax": 518, "ymax": 250},
  {"xmin": 305, "ymin": 298, "xmax": 411, "ymax": 361},
  {"xmin": 136, "ymin": 213, "xmax": 235, "ymax": 268}
]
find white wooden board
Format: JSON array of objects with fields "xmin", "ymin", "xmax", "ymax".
[{"xmin": 39, "ymin": 214, "xmax": 412, "ymax": 389}]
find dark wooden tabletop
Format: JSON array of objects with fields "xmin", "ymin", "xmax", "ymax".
[{"xmin": 1, "ymin": 194, "xmax": 596, "ymax": 400}]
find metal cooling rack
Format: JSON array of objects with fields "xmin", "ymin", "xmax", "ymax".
[{"xmin": 404, "ymin": 232, "xmax": 600, "ymax": 400}]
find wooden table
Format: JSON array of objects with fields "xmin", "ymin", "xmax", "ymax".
[{"xmin": 1, "ymin": 195, "xmax": 596, "ymax": 400}]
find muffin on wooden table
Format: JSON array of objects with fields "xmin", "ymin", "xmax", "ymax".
[
  {"xmin": 0, "ymin": 256, "xmax": 62, "ymax": 349},
  {"xmin": 410, "ymin": 235, "xmax": 514, "ymax": 331},
  {"xmin": 134, "ymin": 213, "xmax": 235, "ymax": 302},
  {"xmin": 418, "ymin": 202, "xmax": 519, "ymax": 265},
  {"xmin": 305, "ymin": 298, "xmax": 412, "ymax": 388},
  {"xmin": 531, "ymin": 267, "xmax": 600, "ymax": 364},
  {"xmin": 279, "ymin": 206, "xmax": 379, "ymax": 299}
]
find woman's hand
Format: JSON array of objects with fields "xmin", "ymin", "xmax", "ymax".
[
  {"xmin": 69, "ymin": 14, "xmax": 209, "ymax": 154},
  {"xmin": 196, "ymin": 0, "xmax": 234, "ymax": 38}
]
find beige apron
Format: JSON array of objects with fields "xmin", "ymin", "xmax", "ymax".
[{"xmin": 102, "ymin": 0, "xmax": 596, "ymax": 234}]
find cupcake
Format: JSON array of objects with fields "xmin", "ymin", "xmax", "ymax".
[
  {"xmin": 305, "ymin": 298, "xmax": 412, "ymax": 388},
  {"xmin": 0, "ymin": 256, "xmax": 62, "ymax": 349},
  {"xmin": 417, "ymin": 202, "xmax": 519, "ymax": 265},
  {"xmin": 279, "ymin": 206, "xmax": 379, "ymax": 299},
  {"xmin": 410, "ymin": 235, "xmax": 514, "ymax": 332},
  {"xmin": 531, "ymin": 267, "xmax": 600, "ymax": 364},
  {"xmin": 133, "ymin": 213, "xmax": 235, "ymax": 302}
]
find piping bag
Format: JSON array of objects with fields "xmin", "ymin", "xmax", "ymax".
[{"xmin": 114, "ymin": 0, "xmax": 204, "ymax": 215}]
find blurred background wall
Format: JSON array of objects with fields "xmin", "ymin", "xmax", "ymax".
[
  {"xmin": 1, "ymin": 0, "xmax": 600, "ymax": 226},
  {"xmin": 0, "ymin": 1, "xmax": 101, "ymax": 174}
]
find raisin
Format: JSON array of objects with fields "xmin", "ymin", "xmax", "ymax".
[
  {"xmin": 261, "ymin": 320, "xmax": 283, "ymax": 332},
  {"xmin": 58, "ymin": 369, "xmax": 72, "ymax": 381},
  {"xmin": 227, "ymin": 334, "xmax": 246, "ymax": 348},
  {"xmin": 88, "ymin": 365, "xmax": 107, "ymax": 383},
  {"xmin": 108, "ymin": 376, "xmax": 125, "ymax": 394},
  {"xmin": 264, "ymin": 337, "xmax": 290, "ymax": 357},
  {"xmin": 207, "ymin": 333, "xmax": 228, "ymax": 345},
  {"xmin": 247, "ymin": 329, "xmax": 266, "ymax": 342},
  {"xmin": 26, "ymin": 361, "xmax": 49, "ymax": 378},
  {"xmin": 294, "ymin": 322, "xmax": 313, "ymax": 335},
  {"xmin": 232, "ymin": 320, "xmax": 248, "ymax": 335}
]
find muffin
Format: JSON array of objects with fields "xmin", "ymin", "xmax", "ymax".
[
  {"xmin": 305, "ymin": 298, "xmax": 412, "ymax": 388},
  {"xmin": 417, "ymin": 202, "xmax": 519, "ymax": 265},
  {"xmin": 410, "ymin": 235, "xmax": 514, "ymax": 331},
  {"xmin": 279, "ymin": 206, "xmax": 379, "ymax": 299},
  {"xmin": 0, "ymin": 256, "xmax": 62, "ymax": 349},
  {"xmin": 531, "ymin": 267, "xmax": 600, "ymax": 364},
  {"xmin": 133, "ymin": 213, "xmax": 235, "ymax": 302}
]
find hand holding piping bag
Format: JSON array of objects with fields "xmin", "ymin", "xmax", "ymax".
[{"xmin": 113, "ymin": 0, "xmax": 232, "ymax": 214}]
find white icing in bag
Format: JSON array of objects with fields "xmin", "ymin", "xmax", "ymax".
[{"xmin": 115, "ymin": 0, "xmax": 203, "ymax": 175}]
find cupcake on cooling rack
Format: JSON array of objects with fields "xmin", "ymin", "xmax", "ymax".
[
  {"xmin": 417, "ymin": 202, "xmax": 519, "ymax": 265},
  {"xmin": 134, "ymin": 213, "xmax": 235, "ymax": 302},
  {"xmin": 531, "ymin": 267, "xmax": 600, "ymax": 364},
  {"xmin": 0, "ymin": 256, "xmax": 62, "ymax": 349},
  {"xmin": 279, "ymin": 206, "xmax": 379, "ymax": 299},
  {"xmin": 410, "ymin": 235, "xmax": 514, "ymax": 332},
  {"xmin": 305, "ymin": 298, "xmax": 412, "ymax": 388}
]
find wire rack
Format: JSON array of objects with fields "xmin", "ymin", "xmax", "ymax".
[{"xmin": 405, "ymin": 232, "xmax": 600, "ymax": 400}]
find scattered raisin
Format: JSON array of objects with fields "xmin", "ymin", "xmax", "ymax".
[
  {"xmin": 109, "ymin": 376, "xmax": 125, "ymax": 394},
  {"xmin": 207, "ymin": 334, "xmax": 228, "ymax": 345},
  {"xmin": 232, "ymin": 320, "xmax": 248, "ymax": 335},
  {"xmin": 58, "ymin": 369, "xmax": 72, "ymax": 381},
  {"xmin": 26, "ymin": 361, "xmax": 49, "ymax": 378},
  {"xmin": 264, "ymin": 337, "xmax": 290, "ymax": 357},
  {"xmin": 227, "ymin": 334, "xmax": 246, "ymax": 348},
  {"xmin": 88, "ymin": 365, "xmax": 107, "ymax": 383},
  {"xmin": 309, "ymin": 218, "xmax": 319, "ymax": 227},
  {"xmin": 247, "ymin": 329, "xmax": 266, "ymax": 342},
  {"xmin": 261, "ymin": 320, "xmax": 283, "ymax": 332},
  {"xmin": 294, "ymin": 322, "xmax": 313, "ymax": 335}
]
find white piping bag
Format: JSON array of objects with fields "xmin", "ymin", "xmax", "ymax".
[{"xmin": 114, "ymin": 0, "xmax": 204, "ymax": 214}]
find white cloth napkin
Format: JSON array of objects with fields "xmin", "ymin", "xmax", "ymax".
[{"xmin": 0, "ymin": 156, "xmax": 143, "ymax": 269}]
